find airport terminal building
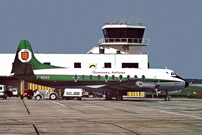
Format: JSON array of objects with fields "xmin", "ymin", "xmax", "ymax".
[{"xmin": 0, "ymin": 22, "xmax": 149, "ymax": 97}]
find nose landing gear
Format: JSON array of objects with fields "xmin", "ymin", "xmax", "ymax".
[{"xmin": 165, "ymin": 91, "xmax": 170, "ymax": 101}]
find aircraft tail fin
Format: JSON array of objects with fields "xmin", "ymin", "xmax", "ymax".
[{"xmin": 11, "ymin": 40, "xmax": 62, "ymax": 75}]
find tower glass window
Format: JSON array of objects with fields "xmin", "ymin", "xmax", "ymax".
[{"xmin": 102, "ymin": 28, "xmax": 145, "ymax": 42}]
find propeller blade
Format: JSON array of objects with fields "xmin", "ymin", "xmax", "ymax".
[{"xmin": 155, "ymin": 88, "xmax": 158, "ymax": 97}]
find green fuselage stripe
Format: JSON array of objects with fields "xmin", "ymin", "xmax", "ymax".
[{"xmin": 15, "ymin": 74, "xmax": 181, "ymax": 82}]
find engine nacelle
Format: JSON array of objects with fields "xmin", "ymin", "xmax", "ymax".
[
  {"xmin": 167, "ymin": 90, "xmax": 181, "ymax": 94},
  {"xmin": 136, "ymin": 81, "xmax": 156, "ymax": 89}
]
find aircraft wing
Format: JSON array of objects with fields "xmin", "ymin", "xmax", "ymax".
[{"xmin": 85, "ymin": 79, "xmax": 147, "ymax": 92}]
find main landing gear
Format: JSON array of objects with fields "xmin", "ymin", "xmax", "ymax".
[{"xmin": 165, "ymin": 91, "xmax": 170, "ymax": 101}]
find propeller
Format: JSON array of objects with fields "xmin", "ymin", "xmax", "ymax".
[{"xmin": 154, "ymin": 81, "xmax": 160, "ymax": 97}]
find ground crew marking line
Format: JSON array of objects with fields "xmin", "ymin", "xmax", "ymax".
[
  {"xmin": 52, "ymin": 101, "xmax": 65, "ymax": 106},
  {"xmin": 51, "ymin": 101, "xmax": 86, "ymax": 114},
  {"xmin": 160, "ymin": 110, "xmax": 202, "ymax": 120}
]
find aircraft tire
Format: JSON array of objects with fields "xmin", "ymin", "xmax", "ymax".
[
  {"xmin": 165, "ymin": 97, "xmax": 170, "ymax": 101},
  {"xmin": 116, "ymin": 95, "xmax": 123, "ymax": 101},
  {"xmin": 49, "ymin": 93, "xmax": 57, "ymax": 100}
]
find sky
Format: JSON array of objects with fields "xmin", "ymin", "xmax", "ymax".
[{"xmin": 0, "ymin": 0, "xmax": 201, "ymax": 78}]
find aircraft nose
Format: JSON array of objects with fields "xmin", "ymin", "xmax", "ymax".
[
  {"xmin": 185, "ymin": 80, "xmax": 189, "ymax": 88},
  {"xmin": 175, "ymin": 75, "xmax": 189, "ymax": 88}
]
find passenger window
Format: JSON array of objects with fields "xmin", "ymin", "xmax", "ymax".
[
  {"xmin": 98, "ymin": 75, "xmax": 101, "ymax": 80},
  {"xmin": 119, "ymin": 75, "xmax": 123, "ymax": 80},
  {"xmin": 43, "ymin": 62, "xmax": 51, "ymax": 65},
  {"xmin": 142, "ymin": 75, "xmax": 145, "ymax": 79},
  {"xmin": 127, "ymin": 75, "xmax": 130, "ymax": 80},
  {"xmin": 134, "ymin": 75, "xmax": 138, "ymax": 79},
  {"xmin": 82, "ymin": 75, "xmax": 85, "ymax": 80},
  {"xmin": 74, "ymin": 75, "xmax": 78, "ymax": 80},
  {"xmin": 112, "ymin": 75, "xmax": 115, "ymax": 80},
  {"xmin": 105, "ymin": 75, "xmax": 108, "ymax": 80},
  {"xmin": 73, "ymin": 75, "xmax": 78, "ymax": 82},
  {"xmin": 90, "ymin": 75, "xmax": 93, "ymax": 80}
]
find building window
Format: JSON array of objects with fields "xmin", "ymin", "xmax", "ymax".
[
  {"xmin": 99, "ymin": 49, "xmax": 105, "ymax": 54},
  {"xmin": 122, "ymin": 63, "xmax": 138, "ymax": 68},
  {"xmin": 104, "ymin": 63, "xmax": 111, "ymax": 68},
  {"xmin": 74, "ymin": 63, "xmax": 81, "ymax": 68}
]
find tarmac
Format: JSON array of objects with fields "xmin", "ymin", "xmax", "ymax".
[{"xmin": 0, "ymin": 97, "xmax": 202, "ymax": 135}]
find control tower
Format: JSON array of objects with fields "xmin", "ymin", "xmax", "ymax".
[{"xmin": 98, "ymin": 22, "xmax": 149, "ymax": 54}]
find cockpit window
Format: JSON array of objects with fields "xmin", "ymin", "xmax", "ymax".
[{"xmin": 171, "ymin": 72, "xmax": 176, "ymax": 76}]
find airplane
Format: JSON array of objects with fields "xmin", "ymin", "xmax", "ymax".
[{"xmin": 11, "ymin": 40, "xmax": 189, "ymax": 101}]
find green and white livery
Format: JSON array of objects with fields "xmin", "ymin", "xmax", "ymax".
[{"xmin": 11, "ymin": 40, "xmax": 189, "ymax": 101}]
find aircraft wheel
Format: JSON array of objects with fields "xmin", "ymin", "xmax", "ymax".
[
  {"xmin": 35, "ymin": 95, "xmax": 41, "ymax": 101},
  {"xmin": 49, "ymin": 93, "xmax": 57, "ymax": 100},
  {"xmin": 116, "ymin": 95, "xmax": 123, "ymax": 101},
  {"xmin": 165, "ymin": 97, "xmax": 170, "ymax": 101}
]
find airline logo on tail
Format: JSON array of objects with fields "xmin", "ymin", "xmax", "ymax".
[{"xmin": 18, "ymin": 49, "xmax": 32, "ymax": 62}]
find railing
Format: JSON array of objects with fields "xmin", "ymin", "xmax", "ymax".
[{"xmin": 98, "ymin": 38, "xmax": 149, "ymax": 44}]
